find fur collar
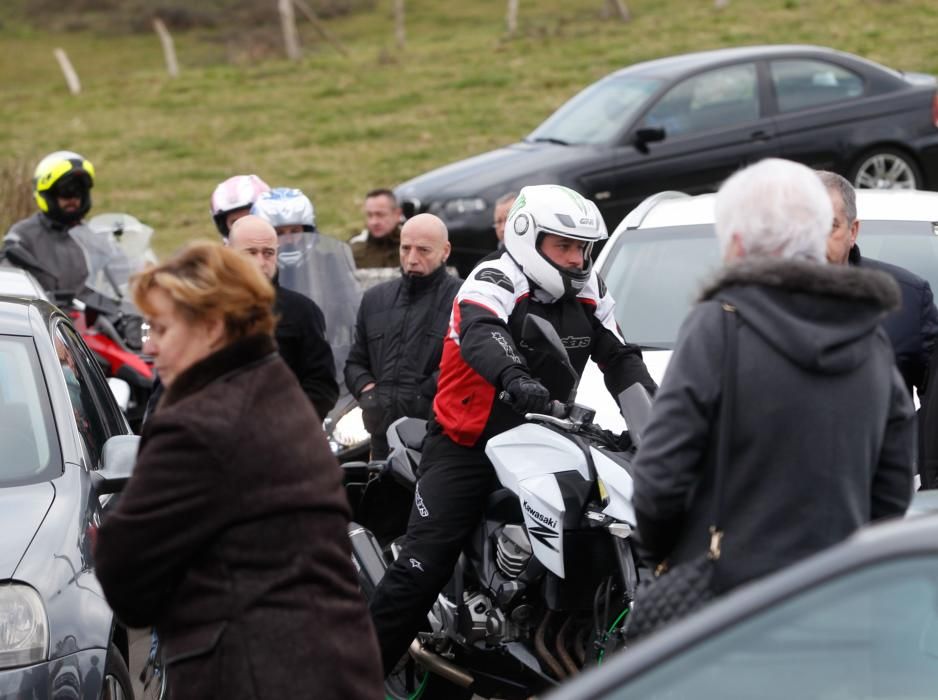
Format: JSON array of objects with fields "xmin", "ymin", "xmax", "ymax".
[
  {"xmin": 160, "ymin": 333, "xmax": 277, "ymax": 409},
  {"xmin": 699, "ymin": 257, "xmax": 899, "ymax": 311}
]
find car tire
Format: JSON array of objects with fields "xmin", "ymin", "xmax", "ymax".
[
  {"xmin": 101, "ymin": 642, "xmax": 134, "ymax": 700},
  {"xmin": 849, "ymin": 147, "xmax": 922, "ymax": 190}
]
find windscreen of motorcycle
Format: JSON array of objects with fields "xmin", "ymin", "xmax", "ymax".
[{"xmin": 276, "ymin": 233, "xmax": 363, "ymax": 386}]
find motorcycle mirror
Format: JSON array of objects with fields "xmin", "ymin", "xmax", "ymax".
[
  {"xmin": 521, "ymin": 315, "xmax": 579, "ymax": 403},
  {"xmin": 617, "ymin": 383, "xmax": 653, "ymax": 448},
  {"xmin": 108, "ymin": 377, "xmax": 131, "ymax": 412}
]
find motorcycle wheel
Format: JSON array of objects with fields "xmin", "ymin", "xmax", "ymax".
[{"xmin": 384, "ymin": 660, "xmax": 473, "ymax": 700}]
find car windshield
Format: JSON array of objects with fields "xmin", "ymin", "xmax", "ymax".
[
  {"xmin": 527, "ymin": 75, "xmax": 663, "ymax": 146},
  {"xmin": 601, "ymin": 220, "xmax": 938, "ymax": 349},
  {"xmin": 0, "ymin": 335, "xmax": 60, "ymax": 487}
]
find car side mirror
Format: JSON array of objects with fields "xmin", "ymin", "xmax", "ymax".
[
  {"xmin": 521, "ymin": 315, "xmax": 579, "ymax": 403},
  {"xmin": 91, "ymin": 435, "xmax": 140, "ymax": 494},
  {"xmin": 633, "ymin": 126, "xmax": 666, "ymax": 154}
]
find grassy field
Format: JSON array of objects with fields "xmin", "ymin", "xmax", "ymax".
[{"xmin": 2, "ymin": 0, "xmax": 938, "ymax": 256}]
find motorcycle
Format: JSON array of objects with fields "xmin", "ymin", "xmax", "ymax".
[
  {"xmin": 65, "ymin": 214, "xmax": 157, "ymax": 431},
  {"xmin": 343, "ymin": 316, "xmax": 652, "ymax": 699}
]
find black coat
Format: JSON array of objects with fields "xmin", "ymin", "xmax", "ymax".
[
  {"xmin": 849, "ymin": 245, "xmax": 938, "ymax": 398},
  {"xmin": 94, "ymin": 334, "xmax": 382, "ymax": 700},
  {"xmin": 274, "ymin": 282, "xmax": 338, "ymax": 419},
  {"xmin": 344, "ymin": 265, "xmax": 461, "ymax": 445},
  {"xmin": 633, "ymin": 259, "xmax": 916, "ymax": 594}
]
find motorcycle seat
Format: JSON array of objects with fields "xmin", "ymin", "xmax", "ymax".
[{"xmin": 394, "ymin": 417, "xmax": 427, "ymax": 451}]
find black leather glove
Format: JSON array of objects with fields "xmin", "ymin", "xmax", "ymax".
[{"xmin": 505, "ymin": 376, "xmax": 551, "ymax": 415}]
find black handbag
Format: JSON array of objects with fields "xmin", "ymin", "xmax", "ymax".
[{"xmin": 624, "ymin": 302, "xmax": 738, "ymax": 642}]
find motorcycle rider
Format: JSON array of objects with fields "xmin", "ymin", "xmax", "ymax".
[
  {"xmin": 251, "ymin": 187, "xmax": 361, "ymax": 388},
  {"xmin": 368, "ymin": 184, "xmax": 657, "ymax": 673},
  {"xmin": 210, "ymin": 174, "xmax": 270, "ymax": 239},
  {"xmin": 1, "ymin": 151, "xmax": 95, "ymax": 298}
]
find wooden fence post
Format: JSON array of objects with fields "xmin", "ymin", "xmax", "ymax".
[
  {"xmin": 291, "ymin": 0, "xmax": 350, "ymax": 57},
  {"xmin": 506, "ymin": 0, "xmax": 519, "ymax": 36},
  {"xmin": 607, "ymin": 0, "xmax": 631, "ymax": 21},
  {"xmin": 153, "ymin": 18, "xmax": 180, "ymax": 77},
  {"xmin": 394, "ymin": 0, "xmax": 405, "ymax": 49},
  {"xmin": 278, "ymin": 0, "xmax": 302, "ymax": 61},
  {"xmin": 53, "ymin": 49, "xmax": 81, "ymax": 95}
]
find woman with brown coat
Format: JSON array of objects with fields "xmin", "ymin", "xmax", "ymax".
[{"xmin": 94, "ymin": 241, "xmax": 382, "ymax": 699}]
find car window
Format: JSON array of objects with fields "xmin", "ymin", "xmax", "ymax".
[
  {"xmin": 771, "ymin": 59, "xmax": 864, "ymax": 113},
  {"xmin": 527, "ymin": 75, "xmax": 663, "ymax": 145},
  {"xmin": 601, "ymin": 221, "xmax": 938, "ymax": 348},
  {"xmin": 640, "ymin": 64, "xmax": 759, "ymax": 137},
  {"xmin": 53, "ymin": 324, "xmax": 122, "ymax": 466},
  {"xmin": 602, "ymin": 556, "xmax": 938, "ymax": 700},
  {"xmin": 601, "ymin": 225, "xmax": 722, "ymax": 348},
  {"xmin": 0, "ymin": 335, "xmax": 61, "ymax": 486}
]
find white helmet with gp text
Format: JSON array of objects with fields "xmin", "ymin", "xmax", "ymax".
[
  {"xmin": 251, "ymin": 187, "xmax": 316, "ymax": 232},
  {"xmin": 210, "ymin": 174, "xmax": 270, "ymax": 237},
  {"xmin": 503, "ymin": 185, "xmax": 607, "ymax": 300}
]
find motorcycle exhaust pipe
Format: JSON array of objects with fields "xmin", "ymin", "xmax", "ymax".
[
  {"xmin": 348, "ymin": 523, "xmax": 387, "ymax": 600},
  {"xmin": 408, "ymin": 639, "xmax": 474, "ymax": 688}
]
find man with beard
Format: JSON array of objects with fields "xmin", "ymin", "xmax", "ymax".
[
  {"xmin": 2, "ymin": 151, "xmax": 95, "ymax": 298},
  {"xmin": 345, "ymin": 213, "xmax": 461, "ymax": 459}
]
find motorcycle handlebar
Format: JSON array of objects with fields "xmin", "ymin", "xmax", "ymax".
[{"xmin": 497, "ymin": 391, "xmax": 567, "ymax": 419}]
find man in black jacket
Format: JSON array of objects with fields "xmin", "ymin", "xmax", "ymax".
[
  {"xmin": 345, "ymin": 213, "xmax": 461, "ymax": 459},
  {"xmin": 819, "ymin": 171, "xmax": 938, "ymax": 400},
  {"xmin": 229, "ymin": 216, "xmax": 338, "ymax": 420}
]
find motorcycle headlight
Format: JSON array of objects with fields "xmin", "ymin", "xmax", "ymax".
[
  {"xmin": 0, "ymin": 584, "xmax": 48, "ymax": 669},
  {"xmin": 329, "ymin": 406, "xmax": 370, "ymax": 452}
]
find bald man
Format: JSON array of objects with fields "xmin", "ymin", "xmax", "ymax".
[
  {"xmin": 229, "ymin": 216, "xmax": 338, "ymax": 420},
  {"xmin": 345, "ymin": 213, "xmax": 461, "ymax": 460}
]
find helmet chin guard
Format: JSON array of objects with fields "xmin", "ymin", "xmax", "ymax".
[{"xmin": 504, "ymin": 185, "xmax": 607, "ymax": 301}]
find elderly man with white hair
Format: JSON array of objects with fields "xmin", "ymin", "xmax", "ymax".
[{"xmin": 629, "ymin": 158, "xmax": 916, "ymax": 630}]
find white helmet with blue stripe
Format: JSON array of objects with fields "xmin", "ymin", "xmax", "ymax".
[{"xmin": 251, "ymin": 187, "xmax": 316, "ymax": 232}]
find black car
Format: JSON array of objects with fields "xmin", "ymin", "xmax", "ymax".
[
  {"xmin": 396, "ymin": 44, "xmax": 938, "ymax": 274},
  {"xmin": 0, "ymin": 296, "xmax": 138, "ymax": 699},
  {"xmin": 546, "ymin": 507, "xmax": 938, "ymax": 700}
]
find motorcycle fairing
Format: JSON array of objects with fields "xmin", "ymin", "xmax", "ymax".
[
  {"xmin": 591, "ymin": 447, "xmax": 637, "ymax": 525},
  {"xmin": 517, "ymin": 475, "xmax": 565, "ymax": 578},
  {"xmin": 486, "ymin": 424, "xmax": 590, "ymax": 494}
]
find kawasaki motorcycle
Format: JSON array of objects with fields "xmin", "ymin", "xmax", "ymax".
[{"xmin": 344, "ymin": 316, "xmax": 651, "ymax": 699}]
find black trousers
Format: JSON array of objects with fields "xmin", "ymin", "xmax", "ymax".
[{"xmin": 368, "ymin": 428, "xmax": 495, "ymax": 674}]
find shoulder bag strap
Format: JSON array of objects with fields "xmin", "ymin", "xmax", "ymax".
[{"xmin": 707, "ymin": 302, "xmax": 738, "ymax": 561}]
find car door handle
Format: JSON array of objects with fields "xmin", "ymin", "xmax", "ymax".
[{"xmin": 750, "ymin": 130, "xmax": 773, "ymax": 142}]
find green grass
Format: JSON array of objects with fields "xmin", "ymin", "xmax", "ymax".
[{"xmin": 2, "ymin": 0, "xmax": 938, "ymax": 256}]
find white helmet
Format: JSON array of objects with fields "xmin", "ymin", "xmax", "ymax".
[
  {"xmin": 503, "ymin": 185, "xmax": 607, "ymax": 300},
  {"xmin": 251, "ymin": 187, "xmax": 316, "ymax": 231},
  {"xmin": 210, "ymin": 174, "xmax": 270, "ymax": 236}
]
